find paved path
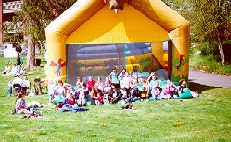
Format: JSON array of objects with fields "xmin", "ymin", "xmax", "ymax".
[{"xmin": 189, "ymin": 69, "xmax": 231, "ymax": 88}]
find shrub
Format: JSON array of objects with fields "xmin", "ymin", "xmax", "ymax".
[
  {"xmin": 190, "ymin": 53, "xmax": 231, "ymax": 75},
  {"xmin": 193, "ymin": 41, "xmax": 231, "ymax": 64},
  {"xmin": 194, "ymin": 42, "xmax": 217, "ymax": 55},
  {"xmin": 223, "ymin": 65, "xmax": 231, "ymax": 75}
]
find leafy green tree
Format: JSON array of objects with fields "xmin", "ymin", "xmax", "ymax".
[
  {"xmin": 2, "ymin": 22, "xmax": 23, "ymax": 43},
  {"xmin": 162, "ymin": 0, "xmax": 192, "ymax": 20},
  {"xmin": 191, "ymin": 0, "xmax": 231, "ymax": 65},
  {"xmin": 12, "ymin": 0, "xmax": 76, "ymax": 70}
]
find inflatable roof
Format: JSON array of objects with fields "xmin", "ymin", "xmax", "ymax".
[{"xmin": 45, "ymin": 0, "xmax": 190, "ymax": 83}]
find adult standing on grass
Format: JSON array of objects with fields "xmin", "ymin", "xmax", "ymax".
[
  {"xmin": 109, "ymin": 66, "xmax": 120, "ymax": 88},
  {"xmin": 15, "ymin": 44, "xmax": 22, "ymax": 74},
  {"xmin": 120, "ymin": 72, "xmax": 130, "ymax": 90}
]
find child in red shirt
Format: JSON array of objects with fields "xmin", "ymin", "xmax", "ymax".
[{"xmin": 87, "ymin": 76, "xmax": 95, "ymax": 91}]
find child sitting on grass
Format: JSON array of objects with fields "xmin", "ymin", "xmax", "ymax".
[
  {"xmin": 163, "ymin": 81, "xmax": 178, "ymax": 99},
  {"xmin": 103, "ymin": 92, "xmax": 110, "ymax": 105},
  {"xmin": 150, "ymin": 81, "xmax": 162, "ymax": 99},
  {"xmin": 163, "ymin": 86, "xmax": 171, "ymax": 100},
  {"xmin": 47, "ymin": 80, "xmax": 56, "ymax": 103},
  {"xmin": 77, "ymin": 89, "xmax": 86, "ymax": 106},
  {"xmin": 54, "ymin": 80, "xmax": 65, "ymax": 98},
  {"xmin": 12, "ymin": 93, "xmax": 43, "ymax": 118},
  {"xmin": 12, "ymin": 93, "xmax": 32, "ymax": 115},
  {"xmin": 178, "ymin": 80, "xmax": 187, "ymax": 93},
  {"xmin": 108, "ymin": 84, "xmax": 122, "ymax": 104},
  {"xmin": 15, "ymin": 93, "xmax": 27, "ymax": 112},
  {"xmin": 95, "ymin": 92, "xmax": 103, "ymax": 105},
  {"xmin": 140, "ymin": 86, "xmax": 148, "ymax": 102},
  {"xmin": 65, "ymin": 90, "xmax": 75, "ymax": 105},
  {"xmin": 52, "ymin": 80, "xmax": 66, "ymax": 105},
  {"xmin": 168, "ymin": 82, "xmax": 178, "ymax": 98},
  {"xmin": 34, "ymin": 76, "xmax": 43, "ymax": 95},
  {"xmin": 95, "ymin": 77, "xmax": 104, "ymax": 91}
]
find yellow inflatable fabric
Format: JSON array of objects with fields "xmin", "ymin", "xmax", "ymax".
[{"xmin": 45, "ymin": 0, "xmax": 190, "ymax": 83}]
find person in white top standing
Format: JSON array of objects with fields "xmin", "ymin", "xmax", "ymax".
[{"xmin": 120, "ymin": 72, "xmax": 130, "ymax": 90}]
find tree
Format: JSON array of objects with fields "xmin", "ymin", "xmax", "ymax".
[
  {"xmin": 12, "ymin": 0, "xmax": 76, "ymax": 70},
  {"xmin": 191, "ymin": 0, "xmax": 231, "ymax": 65},
  {"xmin": 162, "ymin": 0, "xmax": 192, "ymax": 20}
]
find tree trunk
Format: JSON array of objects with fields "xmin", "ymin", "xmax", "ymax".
[
  {"xmin": 0, "ymin": 0, "xmax": 3, "ymax": 44},
  {"xmin": 26, "ymin": 35, "xmax": 35, "ymax": 70},
  {"xmin": 217, "ymin": 37, "xmax": 225, "ymax": 65}
]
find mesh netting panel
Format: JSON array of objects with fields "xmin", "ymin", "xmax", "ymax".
[
  {"xmin": 67, "ymin": 44, "xmax": 125, "ymax": 85},
  {"xmin": 67, "ymin": 42, "xmax": 170, "ymax": 84}
]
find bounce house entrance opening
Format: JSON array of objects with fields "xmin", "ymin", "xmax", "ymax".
[{"xmin": 67, "ymin": 41, "xmax": 172, "ymax": 85}]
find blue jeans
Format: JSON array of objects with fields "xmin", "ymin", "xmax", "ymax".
[
  {"xmin": 17, "ymin": 65, "xmax": 21, "ymax": 74},
  {"xmin": 7, "ymin": 87, "xmax": 12, "ymax": 96}
]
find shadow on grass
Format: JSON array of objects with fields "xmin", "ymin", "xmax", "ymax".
[{"xmin": 189, "ymin": 81, "xmax": 220, "ymax": 94}]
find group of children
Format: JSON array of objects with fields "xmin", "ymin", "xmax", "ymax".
[
  {"xmin": 2, "ymin": 62, "xmax": 26, "ymax": 77},
  {"xmin": 9, "ymin": 66, "xmax": 190, "ymax": 116},
  {"xmin": 48, "ymin": 67, "xmax": 188, "ymax": 109},
  {"xmin": 7, "ymin": 74, "xmax": 44, "ymax": 97}
]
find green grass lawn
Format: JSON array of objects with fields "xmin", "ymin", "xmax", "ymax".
[{"xmin": 0, "ymin": 56, "xmax": 231, "ymax": 142}]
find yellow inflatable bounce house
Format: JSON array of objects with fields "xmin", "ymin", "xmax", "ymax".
[{"xmin": 45, "ymin": 0, "xmax": 190, "ymax": 85}]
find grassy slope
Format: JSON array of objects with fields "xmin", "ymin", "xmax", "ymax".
[{"xmin": 0, "ymin": 56, "xmax": 230, "ymax": 142}]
